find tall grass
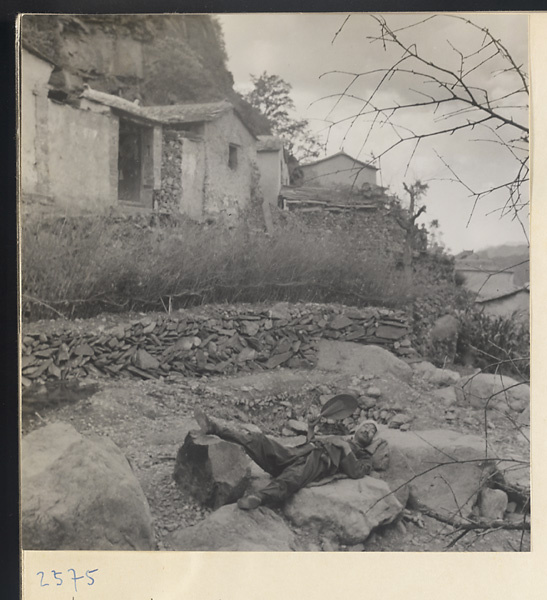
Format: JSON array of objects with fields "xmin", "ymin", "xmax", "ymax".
[
  {"xmin": 21, "ymin": 213, "xmax": 411, "ymax": 321},
  {"xmin": 456, "ymin": 308, "xmax": 530, "ymax": 378}
]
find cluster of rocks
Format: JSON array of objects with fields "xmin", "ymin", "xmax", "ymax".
[
  {"xmin": 414, "ymin": 360, "xmax": 530, "ymax": 424},
  {"xmin": 20, "ymin": 335, "xmax": 530, "ymax": 552},
  {"xmin": 22, "ymin": 419, "xmax": 508, "ymax": 552},
  {"xmin": 281, "ymin": 378, "xmax": 412, "ymax": 435},
  {"xmin": 168, "ymin": 421, "xmax": 525, "ymax": 551},
  {"xmin": 21, "ymin": 303, "xmax": 412, "ymax": 387}
]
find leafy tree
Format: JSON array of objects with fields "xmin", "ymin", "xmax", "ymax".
[
  {"xmin": 244, "ymin": 72, "xmax": 323, "ymax": 162},
  {"xmin": 395, "ymin": 180, "xmax": 429, "ymax": 286}
]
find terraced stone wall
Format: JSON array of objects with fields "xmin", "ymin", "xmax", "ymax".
[{"xmin": 21, "ymin": 303, "xmax": 414, "ymax": 386}]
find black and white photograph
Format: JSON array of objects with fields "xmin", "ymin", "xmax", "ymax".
[{"xmin": 19, "ymin": 12, "xmax": 530, "ymax": 554}]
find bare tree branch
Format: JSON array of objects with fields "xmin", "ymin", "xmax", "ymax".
[{"xmin": 319, "ymin": 14, "xmax": 528, "ymax": 217}]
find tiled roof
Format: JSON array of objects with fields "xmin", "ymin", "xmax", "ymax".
[
  {"xmin": 22, "ymin": 42, "xmax": 56, "ymax": 66},
  {"xmin": 301, "ymin": 151, "xmax": 378, "ymax": 171},
  {"xmin": 144, "ymin": 101, "xmax": 233, "ymax": 124},
  {"xmin": 475, "ymin": 284, "xmax": 530, "ymax": 303},
  {"xmin": 81, "ymin": 86, "xmax": 233, "ymax": 124},
  {"xmin": 279, "ymin": 185, "xmax": 378, "ymax": 209}
]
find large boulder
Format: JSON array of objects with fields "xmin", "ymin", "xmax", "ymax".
[
  {"xmin": 169, "ymin": 504, "xmax": 300, "ymax": 551},
  {"xmin": 283, "ymin": 477, "xmax": 403, "ymax": 545},
  {"xmin": 456, "ymin": 373, "xmax": 529, "ymax": 412},
  {"xmin": 173, "ymin": 432, "xmax": 252, "ymax": 508},
  {"xmin": 498, "ymin": 459, "xmax": 530, "ymax": 491},
  {"xmin": 517, "ymin": 406, "xmax": 530, "ymax": 427},
  {"xmin": 432, "ymin": 386, "xmax": 458, "ymax": 407},
  {"xmin": 427, "ymin": 368, "xmax": 461, "ymax": 386},
  {"xmin": 378, "ymin": 428, "xmax": 493, "ymax": 516},
  {"xmin": 317, "ymin": 341, "xmax": 412, "ymax": 381},
  {"xmin": 430, "ymin": 315, "xmax": 459, "ymax": 342},
  {"xmin": 428, "ymin": 315, "xmax": 460, "ymax": 363},
  {"xmin": 371, "ymin": 445, "xmax": 412, "ymax": 507},
  {"xmin": 21, "ymin": 422, "xmax": 154, "ymax": 551},
  {"xmin": 413, "ymin": 361, "xmax": 460, "ymax": 386}
]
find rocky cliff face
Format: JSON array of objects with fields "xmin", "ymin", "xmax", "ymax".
[{"xmin": 22, "ymin": 14, "xmax": 268, "ymax": 131}]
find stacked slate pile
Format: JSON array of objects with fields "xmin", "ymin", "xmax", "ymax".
[
  {"xmin": 153, "ymin": 130, "xmax": 184, "ymax": 213},
  {"xmin": 21, "ymin": 303, "xmax": 414, "ymax": 386}
]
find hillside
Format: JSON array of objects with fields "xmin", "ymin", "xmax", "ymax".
[
  {"xmin": 458, "ymin": 245, "xmax": 529, "ymax": 286},
  {"xmin": 21, "ymin": 14, "xmax": 270, "ymax": 133},
  {"xmin": 476, "ymin": 244, "xmax": 529, "ymax": 260}
]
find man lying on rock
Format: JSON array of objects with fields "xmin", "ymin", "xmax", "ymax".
[{"xmin": 194, "ymin": 408, "xmax": 389, "ymax": 510}]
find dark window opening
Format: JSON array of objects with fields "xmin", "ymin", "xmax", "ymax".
[
  {"xmin": 47, "ymin": 89, "xmax": 68, "ymax": 102},
  {"xmin": 228, "ymin": 144, "xmax": 238, "ymax": 170}
]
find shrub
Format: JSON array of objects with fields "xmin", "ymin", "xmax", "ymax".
[
  {"xmin": 21, "ymin": 212, "xmax": 412, "ymax": 321},
  {"xmin": 456, "ymin": 308, "xmax": 530, "ymax": 378}
]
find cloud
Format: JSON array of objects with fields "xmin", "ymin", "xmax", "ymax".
[{"xmin": 220, "ymin": 13, "xmax": 529, "ymax": 252}]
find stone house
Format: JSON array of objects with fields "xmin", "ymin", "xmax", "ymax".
[
  {"xmin": 455, "ymin": 258, "xmax": 516, "ymax": 298},
  {"xmin": 255, "ymin": 136, "xmax": 289, "ymax": 209},
  {"xmin": 300, "ymin": 151, "xmax": 378, "ymax": 188},
  {"xmin": 21, "ymin": 47, "xmax": 258, "ymax": 221},
  {"xmin": 475, "ymin": 284, "xmax": 529, "ymax": 322}
]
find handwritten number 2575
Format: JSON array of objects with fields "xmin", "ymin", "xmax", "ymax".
[{"xmin": 37, "ymin": 569, "xmax": 98, "ymax": 592}]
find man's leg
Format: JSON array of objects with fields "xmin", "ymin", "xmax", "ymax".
[
  {"xmin": 241, "ymin": 448, "xmax": 329, "ymax": 509},
  {"xmin": 194, "ymin": 408, "xmax": 297, "ymax": 476}
]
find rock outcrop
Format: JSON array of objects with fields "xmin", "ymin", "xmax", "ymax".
[
  {"xmin": 456, "ymin": 373, "xmax": 529, "ymax": 412},
  {"xmin": 317, "ymin": 341, "xmax": 413, "ymax": 381},
  {"xmin": 173, "ymin": 432, "xmax": 252, "ymax": 508},
  {"xmin": 283, "ymin": 477, "xmax": 403, "ymax": 545},
  {"xmin": 169, "ymin": 504, "xmax": 300, "ymax": 551},
  {"xmin": 21, "ymin": 422, "xmax": 155, "ymax": 550},
  {"xmin": 378, "ymin": 428, "xmax": 493, "ymax": 516}
]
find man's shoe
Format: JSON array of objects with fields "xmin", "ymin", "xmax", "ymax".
[
  {"xmin": 194, "ymin": 408, "xmax": 214, "ymax": 434},
  {"xmin": 237, "ymin": 494, "xmax": 262, "ymax": 510}
]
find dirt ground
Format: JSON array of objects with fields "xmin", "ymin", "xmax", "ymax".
[{"xmin": 21, "ymin": 359, "xmax": 531, "ymax": 552}]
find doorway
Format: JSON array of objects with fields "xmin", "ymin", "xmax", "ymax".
[{"xmin": 118, "ymin": 119, "xmax": 143, "ymax": 203}]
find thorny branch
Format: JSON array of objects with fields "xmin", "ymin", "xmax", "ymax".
[{"xmin": 320, "ymin": 14, "xmax": 528, "ymax": 228}]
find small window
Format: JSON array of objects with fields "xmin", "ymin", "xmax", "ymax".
[{"xmin": 228, "ymin": 144, "xmax": 238, "ymax": 170}]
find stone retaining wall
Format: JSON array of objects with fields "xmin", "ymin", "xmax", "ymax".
[{"xmin": 21, "ymin": 303, "xmax": 415, "ymax": 386}]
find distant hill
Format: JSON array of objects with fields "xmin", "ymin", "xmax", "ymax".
[
  {"xmin": 457, "ymin": 244, "xmax": 529, "ymax": 286},
  {"xmin": 476, "ymin": 244, "xmax": 529, "ymax": 260}
]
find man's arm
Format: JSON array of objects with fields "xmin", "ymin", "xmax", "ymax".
[{"xmin": 329, "ymin": 439, "xmax": 371, "ymax": 479}]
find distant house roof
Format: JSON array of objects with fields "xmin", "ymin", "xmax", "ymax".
[
  {"xmin": 279, "ymin": 185, "xmax": 379, "ymax": 211},
  {"xmin": 257, "ymin": 135, "xmax": 284, "ymax": 152},
  {"xmin": 81, "ymin": 87, "xmax": 256, "ymax": 137},
  {"xmin": 475, "ymin": 284, "xmax": 530, "ymax": 304},
  {"xmin": 455, "ymin": 258, "xmax": 515, "ymax": 274},
  {"xmin": 301, "ymin": 151, "xmax": 378, "ymax": 171}
]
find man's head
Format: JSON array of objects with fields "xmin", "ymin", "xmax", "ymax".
[{"xmin": 353, "ymin": 420, "xmax": 378, "ymax": 448}]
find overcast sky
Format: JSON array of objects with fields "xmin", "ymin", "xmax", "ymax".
[{"xmin": 219, "ymin": 13, "xmax": 529, "ymax": 254}]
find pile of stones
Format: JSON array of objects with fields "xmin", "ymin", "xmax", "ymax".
[{"xmin": 21, "ymin": 302, "xmax": 414, "ymax": 387}]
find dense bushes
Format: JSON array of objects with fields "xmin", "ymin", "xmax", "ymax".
[
  {"xmin": 456, "ymin": 308, "xmax": 530, "ymax": 378},
  {"xmin": 21, "ymin": 212, "xmax": 412, "ymax": 321}
]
